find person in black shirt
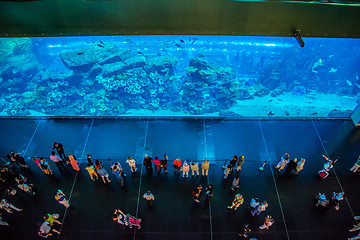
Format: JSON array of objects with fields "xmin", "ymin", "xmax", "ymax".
[
  {"xmin": 160, "ymin": 154, "xmax": 168, "ymax": 173},
  {"xmin": 284, "ymin": 158, "xmax": 298, "ymax": 175},
  {"xmin": 51, "ymin": 142, "xmax": 66, "ymax": 161},
  {"xmin": 229, "ymin": 155, "xmax": 238, "ymax": 174},
  {"xmin": 192, "ymin": 185, "xmax": 202, "ymax": 203},
  {"xmin": 205, "ymin": 184, "xmax": 213, "ymax": 200},
  {"xmin": 10, "ymin": 151, "xmax": 29, "ymax": 168},
  {"xmin": 143, "ymin": 155, "xmax": 153, "ymax": 174}
]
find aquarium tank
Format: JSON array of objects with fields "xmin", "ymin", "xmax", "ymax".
[{"xmin": 0, "ymin": 35, "xmax": 359, "ymax": 118}]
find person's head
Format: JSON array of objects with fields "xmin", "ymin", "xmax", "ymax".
[
  {"xmin": 147, "ymin": 191, "xmax": 151, "ymax": 195},
  {"xmin": 114, "ymin": 162, "xmax": 118, "ymax": 166},
  {"xmin": 204, "ymin": 160, "xmax": 208, "ymax": 163},
  {"xmin": 191, "ymin": 162, "xmax": 194, "ymax": 165},
  {"xmin": 144, "ymin": 154, "xmax": 148, "ymax": 158},
  {"xmin": 265, "ymin": 215, "xmax": 272, "ymax": 221},
  {"xmin": 294, "ymin": 158, "xmax": 297, "ymax": 163},
  {"xmin": 164, "ymin": 154, "xmax": 167, "ymax": 157},
  {"xmin": 54, "ymin": 142, "xmax": 58, "ymax": 146},
  {"xmin": 262, "ymin": 201, "xmax": 268, "ymax": 207},
  {"xmin": 197, "ymin": 185, "xmax": 202, "ymax": 190},
  {"xmin": 40, "ymin": 157, "xmax": 44, "ymax": 160},
  {"xmin": 128, "ymin": 156, "xmax": 132, "ymax": 160},
  {"xmin": 233, "ymin": 155, "xmax": 238, "ymax": 160},
  {"xmin": 51, "ymin": 151, "xmax": 55, "ymax": 156},
  {"xmin": 236, "ymin": 177, "xmax": 239, "ymax": 180},
  {"xmin": 43, "ymin": 215, "xmax": 49, "ymax": 220},
  {"xmin": 254, "ymin": 198, "xmax": 260, "ymax": 202},
  {"xmin": 177, "ymin": 158, "xmax": 181, "ymax": 161},
  {"xmin": 241, "ymin": 156, "xmax": 244, "ymax": 160},
  {"xmin": 32, "ymin": 156, "xmax": 36, "ymax": 160},
  {"xmin": 87, "ymin": 163, "xmax": 91, "ymax": 167},
  {"xmin": 95, "ymin": 160, "xmax": 100, "ymax": 165},
  {"xmin": 285, "ymin": 157, "xmax": 289, "ymax": 160},
  {"xmin": 155, "ymin": 156, "xmax": 158, "ymax": 160}
]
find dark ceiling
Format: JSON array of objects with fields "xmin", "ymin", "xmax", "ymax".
[{"xmin": 0, "ymin": 0, "xmax": 360, "ymax": 38}]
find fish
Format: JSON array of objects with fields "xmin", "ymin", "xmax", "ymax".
[
  {"xmin": 77, "ymin": 52, "xmax": 84, "ymax": 55},
  {"xmin": 346, "ymin": 80, "xmax": 353, "ymax": 86},
  {"xmin": 100, "ymin": 40, "xmax": 104, "ymax": 45},
  {"xmin": 97, "ymin": 44, "xmax": 104, "ymax": 48},
  {"xmin": 175, "ymin": 43, "xmax": 182, "ymax": 48},
  {"xmin": 180, "ymin": 39, "xmax": 185, "ymax": 44},
  {"xmin": 190, "ymin": 40, "xmax": 196, "ymax": 45},
  {"xmin": 285, "ymin": 111, "xmax": 289, "ymax": 116},
  {"xmin": 268, "ymin": 111, "xmax": 275, "ymax": 116},
  {"xmin": 329, "ymin": 55, "xmax": 334, "ymax": 58},
  {"xmin": 268, "ymin": 99, "xmax": 273, "ymax": 102},
  {"xmin": 138, "ymin": 51, "xmax": 144, "ymax": 55},
  {"xmin": 311, "ymin": 112, "xmax": 318, "ymax": 115},
  {"xmin": 312, "ymin": 59, "xmax": 324, "ymax": 73},
  {"xmin": 329, "ymin": 68, "xmax": 338, "ymax": 73}
]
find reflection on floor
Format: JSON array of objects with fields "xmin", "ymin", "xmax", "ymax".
[{"xmin": 0, "ymin": 118, "xmax": 359, "ymax": 240}]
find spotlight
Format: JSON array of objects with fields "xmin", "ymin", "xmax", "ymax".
[{"xmin": 295, "ymin": 30, "xmax": 305, "ymax": 47}]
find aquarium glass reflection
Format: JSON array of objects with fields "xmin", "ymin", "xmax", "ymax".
[{"xmin": 0, "ymin": 35, "xmax": 359, "ymax": 118}]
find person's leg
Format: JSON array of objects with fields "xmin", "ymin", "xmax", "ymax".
[
  {"xmin": 183, "ymin": 170, "xmax": 185, "ymax": 177},
  {"xmin": 8, "ymin": 203, "xmax": 22, "ymax": 211},
  {"xmin": 55, "ymin": 162, "xmax": 63, "ymax": 171},
  {"xmin": 196, "ymin": 169, "xmax": 199, "ymax": 176},
  {"xmin": 206, "ymin": 169, "xmax": 209, "ymax": 176},
  {"xmin": 164, "ymin": 166, "xmax": 167, "ymax": 173},
  {"xmin": 192, "ymin": 169, "xmax": 195, "ymax": 176}
]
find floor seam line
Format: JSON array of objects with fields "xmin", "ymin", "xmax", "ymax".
[
  {"xmin": 258, "ymin": 120, "xmax": 290, "ymax": 240},
  {"xmin": 133, "ymin": 118, "xmax": 148, "ymax": 240},
  {"xmin": 203, "ymin": 118, "xmax": 213, "ymax": 240},
  {"xmin": 23, "ymin": 119, "xmax": 42, "ymax": 157},
  {"xmin": 311, "ymin": 120, "xmax": 356, "ymax": 220},
  {"xmin": 57, "ymin": 118, "xmax": 94, "ymax": 240}
]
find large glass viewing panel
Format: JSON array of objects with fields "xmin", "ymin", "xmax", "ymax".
[{"xmin": 0, "ymin": 36, "xmax": 359, "ymax": 118}]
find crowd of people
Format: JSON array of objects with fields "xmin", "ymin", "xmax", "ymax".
[{"xmin": 1, "ymin": 140, "xmax": 360, "ymax": 239}]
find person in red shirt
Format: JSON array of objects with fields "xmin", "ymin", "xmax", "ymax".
[
  {"xmin": 173, "ymin": 158, "xmax": 182, "ymax": 174},
  {"xmin": 152, "ymin": 157, "xmax": 161, "ymax": 173}
]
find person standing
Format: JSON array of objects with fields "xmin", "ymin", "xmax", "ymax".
[
  {"xmin": 173, "ymin": 158, "xmax": 182, "ymax": 174},
  {"xmin": 55, "ymin": 190, "xmax": 70, "ymax": 208},
  {"xmin": 111, "ymin": 163, "xmax": 125, "ymax": 187},
  {"xmin": 230, "ymin": 177, "xmax": 240, "ymax": 191},
  {"xmin": 10, "ymin": 151, "xmax": 30, "ymax": 168},
  {"xmin": 201, "ymin": 160, "xmax": 210, "ymax": 177},
  {"xmin": 152, "ymin": 157, "xmax": 161, "ymax": 173},
  {"xmin": 251, "ymin": 201, "xmax": 268, "ymax": 216},
  {"xmin": 87, "ymin": 154, "xmax": 93, "ymax": 164},
  {"xmin": 51, "ymin": 142, "xmax": 67, "ymax": 161},
  {"xmin": 182, "ymin": 161, "xmax": 190, "ymax": 178},
  {"xmin": 143, "ymin": 191, "xmax": 155, "ymax": 208},
  {"xmin": 259, "ymin": 215, "xmax": 274, "ymax": 230},
  {"xmin": 50, "ymin": 151, "xmax": 67, "ymax": 172},
  {"xmin": 350, "ymin": 156, "xmax": 360, "ymax": 173},
  {"xmin": 205, "ymin": 184, "xmax": 214, "ymax": 200},
  {"xmin": 284, "ymin": 158, "xmax": 297, "ymax": 175},
  {"xmin": 143, "ymin": 155, "xmax": 153, "ymax": 174},
  {"xmin": 227, "ymin": 194, "xmax": 244, "ymax": 210},
  {"xmin": 223, "ymin": 165, "xmax": 231, "ymax": 179},
  {"xmin": 97, "ymin": 166, "xmax": 111, "ymax": 184},
  {"xmin": 160, "ymin": 154, "xmax": 168, "ymax": 173},
  {"xmin": 192, "ymin": 185, "xmax": 202, "ymax": 203},
  {"xmin": 294, "ymin": 158, "xmax": 306, "ymax": 174},
  {"xmin": 229, "ymin": 156, "xmax": 238, "ymax": 174},
  {"xmin": 190, "ymin": 161, "xmax": 199, "ymax": 176},
  {"xmin": 236, "ymin": 156, "xmax": 245, "ymax": 172},
  {"xmin": 85, "ymin": 163, "xmax": 99, "ymax": 181},
  {"xmin": 68, "ymin": 154, "xmax": 80, "ymax": 172},
  {"xmin": 126, "ymin": 156, "xmax": 137, "ymax": 172},
  {"xmin": 275, "ymin": 153, "xmax": 290, "ymax": 172}
]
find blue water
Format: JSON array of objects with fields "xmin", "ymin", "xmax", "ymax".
[{"xmin": 0, "ymin": 35, "xmax": 359, "ymax": 117}]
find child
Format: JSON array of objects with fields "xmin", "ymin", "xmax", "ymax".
[
  {"xmin": 230, "ymin": 177, "xmax": 240, "ymax": 191},
  {"xmin": 126, "ymin": 156, "xmax": 137, "ymax": 172},
  {"xmin": 227, "ymin": 194, "xmax": 244, "ymax": 210},
  {"xmin": 39, "ymin": 158, "xmax": 53, "ymax": 175},
  {"xmin": 192, "ymin": 185, "xmax": 202, "ymax": 203},
  {"xmin": 238, "ymin": 224, "xmax": 251, "ymax": 238},
  {"xmin": 182, "ymin": 161, "xmax": 190, "ymax": 178},
  {"xmin": 85, "ymin": 163, "xmax": 99, "ymax": 181},
  {"xmin": 206, "ymin": 184, "xmax": 214, "ymax": 200},
  {"xmin": 55, "ymin": 190, "xmax": 70, "ymax": 208}
]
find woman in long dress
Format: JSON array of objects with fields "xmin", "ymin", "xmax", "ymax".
[{"xmin": 68, "ymin": 154, "xmax": 80, "ymax": 172}]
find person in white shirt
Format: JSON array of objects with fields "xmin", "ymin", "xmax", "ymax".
[
  {"xmin": 143, "ymin": 191, "xmax": 155, "ymax": 208},
  {"xmin": 126, "ymin": 156, "xmax": 137, "ymax": 172}
]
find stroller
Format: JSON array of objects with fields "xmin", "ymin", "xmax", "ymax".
[
  {"xmin": 125, "ymin": 214, "xmax": 141, "ymax": 229},
  {"xmin": 114, "ymin": 209, "xmax": 141, "ymax": 229}
]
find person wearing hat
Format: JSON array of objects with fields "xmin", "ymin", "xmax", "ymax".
[{"xmin": 143, "ymin": 191, "xmax": 155, "ymax": 208}]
